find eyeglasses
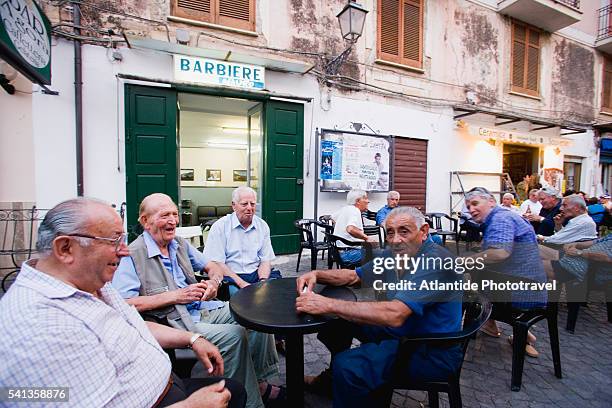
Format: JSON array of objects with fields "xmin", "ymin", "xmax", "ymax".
[{"xmin": 66, "ymin": 233, "xmax": 127, "ymax": 250}]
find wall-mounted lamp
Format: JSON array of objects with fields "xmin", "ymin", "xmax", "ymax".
[
  {"xmin": 175, "ymin": 28, "xmax": 190, "ymax": 45},
  {"xmin": 486, "ymin": 138, "xmax": 496, "ymax": 146},
  {"xmin": 325, "ymin": 1, "xmax": 369, "ymax": 76}
]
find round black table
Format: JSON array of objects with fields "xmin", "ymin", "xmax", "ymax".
[{"xmin": 229, "ymin": 277, "xmax": 356, "ymax": 407}]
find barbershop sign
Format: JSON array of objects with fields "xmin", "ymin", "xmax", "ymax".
[
  {"xmin": 470, "ymin": 126, "xmax": 571, "ymax": 147},
  {"xmin": 174, "ymin": 54, "xmax": 265, "ymax": 90},
  {"xmin": 0, "ymin": 0, "xmax": 52, "ymax": 85}
]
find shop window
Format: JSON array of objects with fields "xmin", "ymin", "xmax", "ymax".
[
  {"xmin": 602, "ymin": 57, "xmax": 612, "ymax": 113},
  {"xmin": 172, "ymin": 0, "xmax": 255, "ymax": 32},
  {"xmin": 377, "ymin": 0, "xmax": 424, "ymax": 69},
  {"xmin": 511, "ymin": 21, "xmax": 540, "ymax": 97}
]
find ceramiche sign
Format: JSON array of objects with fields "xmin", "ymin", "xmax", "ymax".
[
  {"xmin": 472, "ymin": 126, "xmax": 571, "ymax": 147},
  {"xmin": 0, "ymin": 0, "xmax": 52, "ymax": 85},
  {"xmin": 174, "ymin": 54, "xmax": 265, "ymax": 90}
]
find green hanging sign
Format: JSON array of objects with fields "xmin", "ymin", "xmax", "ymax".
[{"xmin": 0, "ymin": 0, "xmax": 52, "ymax": 85}]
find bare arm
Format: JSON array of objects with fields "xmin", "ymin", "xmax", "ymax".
[
  {"xmin": 257, "ymin": 260, "xmax": 272, "ymax": 280},
  {"xmin": 347, "ymin": 225, "xmax": 368, "ymax": 241},
  {"xmin": 126, "ymin": 283, "xmax": 207, "ymax": 312},
  {"xmin": 464, "ymin": 248, "xmax": 510, "ymax": 263},
  {"xmin": 296, "ymin": 295, "xmax": 411, "ymax": 327},
  {"xmin": 214, "ymin": 261, "xmax": 250, "ymax": 289},
  {"xmin": 296, "ymin": 269, "xmax": 361, "ymax": 294}
]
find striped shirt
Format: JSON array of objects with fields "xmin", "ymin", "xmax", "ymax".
[{"xmin": 0, "ymin": 260, "xmax": 171, "ymax": 407}]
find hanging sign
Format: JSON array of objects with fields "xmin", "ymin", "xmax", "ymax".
[
  {"xmin": 468, "ymin": 126, "xmax": 572, "ymax": 147},
  {"xmin": 0, "ymin": 0, "xmax": 52, "ymax": 85},
  {"xmin": 174, "ymin": 54, "xmax": 265, "ymax": 90}
]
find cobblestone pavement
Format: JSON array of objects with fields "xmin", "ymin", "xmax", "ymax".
[{"xmin": 269, "ymin": 249, "xmax": 612, "ymax": 408}]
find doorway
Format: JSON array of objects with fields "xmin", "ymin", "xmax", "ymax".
[
  {"xmin": 502, "ymin": 144, "xmax": 539, "ymax": 186},
  {"xmin": 177, "ymin": 93, "xmax": 262, "ymax": 228}
]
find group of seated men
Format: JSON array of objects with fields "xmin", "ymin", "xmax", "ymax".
[{"xmin": 1, "ymin": 183, "xmax": 610, "ymax": 407}]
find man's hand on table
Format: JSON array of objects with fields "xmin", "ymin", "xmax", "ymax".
[
  {"xmin": 192, "ymin": 336, "xmax": 225, "ymax": 376},
  {"xmin": 171, "ymin": 283, "xmax": 208, "ymax": 304},
  {"xmin": 296, "ymin": 271, "xmax": 317, "ymax": 294},
  {"xmin": 295, "ymin": 291, "xmax": 334, "ymax": 315},
  {"xmin": 201, "ymin": 280, "xmax": 219, "ymax": 301}
]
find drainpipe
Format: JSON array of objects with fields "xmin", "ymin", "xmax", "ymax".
[{"xmin": 73, "ymin": 2, "xmax": 84, "ymax": 196}]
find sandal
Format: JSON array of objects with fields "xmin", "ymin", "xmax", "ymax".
[
  {"xmin": 261, "ymin": 383, "xmax": 287, "ymax": 408},
  {"xmin": 508, "ymin": 335, "xmax": 539, "ymax": 358}
]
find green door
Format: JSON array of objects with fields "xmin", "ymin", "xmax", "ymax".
[
  {"xmin": 262, "ymin": 101, "xmax": 304, "ymax": 254},
  {"xmin": 125, "ymin": 85, "xmax": 178, "ymax": 239}
]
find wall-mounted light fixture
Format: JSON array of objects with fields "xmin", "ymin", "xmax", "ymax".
[
  {"xmin": 486, "ymin": 138, "xmax": 496, "ymax": 146},
  {"xmin": 324, "ymin": 1, "xmax": 368, "ymax": 76},
  {"xmin": 221, "ymin": 127, "xmax": 249, "ymax": 135}
]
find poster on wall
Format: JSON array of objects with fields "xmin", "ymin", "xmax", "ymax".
[{"xmin": 320, "ymin": 130, "xmax": 391, "ymax": 192}]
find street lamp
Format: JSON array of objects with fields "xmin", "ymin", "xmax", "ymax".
[
  {"xmin": 325, "ymin": 1, "xmax": 369, "ymax": 76},
  {"xmin": 337, "ymin": 1, "xmax": 369, "ymax": 43}
]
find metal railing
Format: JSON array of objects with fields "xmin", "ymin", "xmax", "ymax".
[
  {"xmin": 556, "ymin": 0, "xmax": 580, "ymax": 9},
  {"xmin": 598, "ymin": 4, "xmax": 612, "ymax": 42}
]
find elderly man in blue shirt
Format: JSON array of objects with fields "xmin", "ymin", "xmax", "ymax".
[
  {"xmin": 375, "ymin": 190, "xmax": 400, "ymax": 225},
  {"xmin": 295, "ymin": 206, "xmax": 463, "ymax": 408},
  {"xmin": 112, "ymin": 193, "xmax": 282, "ymax": 408},
  {"xmin": 463, "ymin": 187, "xmax": 547, "ymax": 358},
  {"xmin": 203, "ymin": 186, "xmax": 282, "ymax": 297}
]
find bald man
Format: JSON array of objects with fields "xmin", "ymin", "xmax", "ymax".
[{"xmin": 112, "ymin": 193, "xmax": 283, "ymax": 408}]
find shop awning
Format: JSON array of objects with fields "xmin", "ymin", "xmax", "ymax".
[
  {"xmin": 124, "ymin": 35, "xmax": 313, "ymax": 74},
  {"xmin": 453, "ymin": 105, "xmax": 588, "ymax": 136}
]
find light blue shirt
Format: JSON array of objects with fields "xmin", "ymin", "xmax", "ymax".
[
  {"xmin": 0, "ymin": 260, "xmax": 171, "ymax": 407},
  {"xmin": 112, "ymin": 231, "xmax": 223, "ymax": 322},
  {"xmin": 203, "ymin": 212, "xmax": 275, "ymax": 275}
]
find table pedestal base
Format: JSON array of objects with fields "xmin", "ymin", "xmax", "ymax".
[{"xmin": 285, "ymin": 333, "xmax": 304, "ymax": 407}]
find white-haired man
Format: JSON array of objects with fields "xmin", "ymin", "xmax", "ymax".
[
  {"xmin": 113, "ymin": 193, "xmax": 282, "ymax": 408},
  {"xmin": 331, "ymin": 189, "xmax": 374, "ymax": 265},
  {"xmin": 538, "ymin": 194, "xmax": 597, "ymax": 246},
  {"xmin": 0, "ymin": 198, "xmax": 246, "ymax": 407},
  {"xmin": 203, "ymin": 186, "xmax": 281, "ymax": 296},
  {"xmin": 376, "ymin": 190, "xmax": 400, "ymax": 225}
]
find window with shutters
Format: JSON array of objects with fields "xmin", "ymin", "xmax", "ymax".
[
  {"xmin": 377, "ymin": 0, "xmax": 424, "ymax": 69},
  {"xmin": 511, "ymin": 21, "xmax": 540, "ymax": 97},
  {"xmin": 171, "ymin": 0, "xmax": 255, "ymax": 32},
  {"xmin": 602, "ymin": 58, "xmax": 612, "ymax": 113}
]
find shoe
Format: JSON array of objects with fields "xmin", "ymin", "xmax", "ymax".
[
  {"xmin": 304, "ymin": 368, "xmax": 332, "ymax": 397},
  {"xmin": 508, "ymin": 335, "xmax": 539, "ymax": 358},
  {"xmin": 262, "ymin": 383, "xmax": 287, "ymax": 408},
  {"xmin": 275, "ymin": 339, "xmax": 286, "ymax": 355},
  {"xmin": 479, "ymin": 323, "xmax": 501, "ymax": 338}
]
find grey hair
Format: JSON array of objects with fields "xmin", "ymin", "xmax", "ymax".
[
  {"xmin": 563, "ymin": 194, "xmax": 587, "ymax": 210},
  {"xmin": 503, "ymin": 193, "xmax": 514, "ymax": 200},
  {"xmin": 539, "ymin": 186, "xmax": 561, "ymax": 198},
  {"xmin": 347, "ymin": 189, "xmax": 367, "ymax": 205},
  {"xmin": 465, "ymin": 187, "xmax": 496, "ymax": 202},
  {"xmin": 528, "ymin": 189, "xmax": 539, "ymax": 195},
  {"xmin": 386, "ymin": 206, "xmax": 426, "ymax": 228},
  {"xmin": 387, "ymin": 190, "xmax": 400, "ymax": 199},
  {"xmin": 36, "ymin": 197, "xmax": 109, "ymax": 253},
  {"xmin": 232, "ymin": 186, "xmax": 257, "ymax": 204}
]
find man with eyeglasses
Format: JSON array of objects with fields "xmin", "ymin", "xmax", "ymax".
[
  {"xmin": 112, "ymin": 192, "xmax": 282, "ymax": 408},
  {"xmin": 0, "ymin": 198, "xmax": 246, "ymax": 407}
]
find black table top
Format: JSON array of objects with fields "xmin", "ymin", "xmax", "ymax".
[{"xmin": 229, "ymin": 277, "xmax": 356, "ymax": 335}]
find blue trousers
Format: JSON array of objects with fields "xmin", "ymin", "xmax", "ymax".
[
  {"xmin": 317, "ymin": 319, "xmax": 462, "ymax": 408},
  {"xmin": 339, "ymin": 248, "xmax": 363, "ymax": 265},
  {"xmin": 223, "ymin": 268, "xmax": 282, "ymax": 297}
]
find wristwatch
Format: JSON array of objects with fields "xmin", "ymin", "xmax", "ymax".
[
  {"xmin": 188, "ymin": 333, "xmax": 204, "ymax": 348},
  {"xmin": 575, "ymin": 249, "xmax": 584, "ymax": 256}
]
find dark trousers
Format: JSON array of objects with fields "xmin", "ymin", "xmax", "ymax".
[{"xmin": 158, "ymin": 372, "xmax": 246, "ymax": 408}]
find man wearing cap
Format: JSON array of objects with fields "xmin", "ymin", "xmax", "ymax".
[{"xmin": 524, "ymin": 187, "xmax": 562, "ymax": 236}]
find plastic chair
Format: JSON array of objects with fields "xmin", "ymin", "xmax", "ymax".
[
  {"xmin": 324, "ymin": 231, "xmax": 366, "ymax": 270},
  {"xmin": 197, "ymin": 206, "xmax": 217, "ymax": 224},
  {"xmin": 565, "ymin": 261, "xmax": 612, "ymax": 333},
  {"xmin": 294, "ymin": 219, "xmax": 331, "ymax": 271},
  {"xmin": 373, "ymin": 292, "xmax": 492, "ymax": 408},
  {"xmin": 427, "ymin": 213, "xmax": 460, "ymax": 254}
]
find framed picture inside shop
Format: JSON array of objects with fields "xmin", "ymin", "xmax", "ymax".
[{"xmin": 206, "ymin": 169, "xmax": 222, "ymax": 181}]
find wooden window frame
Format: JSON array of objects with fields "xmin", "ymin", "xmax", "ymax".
[
  {"xmin": 171, "ymin": 0, "xmax": 255, "ymax": 32},
  {"xmin": 510, "ymin": 21, "xmax": 540, "ymax": 98},
  {"xmin": 602, "ymin": 57, "xmax": 612, "ymax": 113},
  {"xmin": 377, "ymin": 0, "xmax": 424, "ymax": 70}
]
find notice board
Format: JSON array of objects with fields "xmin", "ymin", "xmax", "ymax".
[{"xmin": 320, "ymin": 130, "xmax": 391, "ymax": 192}]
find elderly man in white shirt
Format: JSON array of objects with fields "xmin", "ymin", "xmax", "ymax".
[
  {"xmin": 203, "ymin": 186, "xmax": 281, "ymax": 296},
  {"xmin": 519, "ymin": 189, "xmax": 542, "ymax": 215},
  {"xmin": 538, "ymin": 195, "xmax": 598, "ymax": 245},
  {"xmin": 0, "ymin": 198, "xmax": 245, "ymax": 408},
  {"xmin": 331, "ymin": 189, "xmax": 376, "ymax": 265}
]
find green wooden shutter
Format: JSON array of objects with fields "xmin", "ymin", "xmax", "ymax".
[
  {"xmin": 262, "ymin": 101, "xmax": 304, "ymax": 254},
  {"xmin": 125, "ymin": 85, "xmax": 178, "ymax": 239}
]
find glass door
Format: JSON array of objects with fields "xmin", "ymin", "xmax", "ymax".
[{"xmin": 248, "ymin": 103, "xmax": 264, "ymax": 217}]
